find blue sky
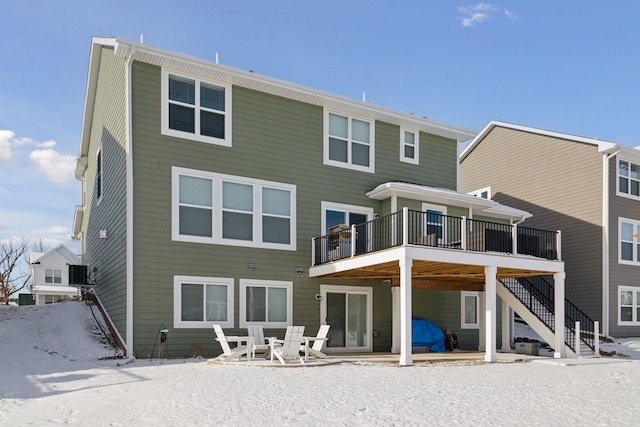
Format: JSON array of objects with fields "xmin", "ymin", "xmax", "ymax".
[{"xmin": 1, "ymin": 0, "xmax": 639, "ymax": 253}]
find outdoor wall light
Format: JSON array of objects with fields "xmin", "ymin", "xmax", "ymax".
[
  {"xmin": 247, "ymin": 263, "xmax": 255, "ymax": 271},
  {"xmin": 99, "ymin": 229, "xmax": 108, "ymax": 239},
  {"xmin": 295, "ymin": 266, "xmax": 304, "ymax": 275}
]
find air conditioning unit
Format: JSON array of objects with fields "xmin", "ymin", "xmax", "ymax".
[{"xmin": 69, "ymin": 265, "xmax": 88, "ymax": 285}]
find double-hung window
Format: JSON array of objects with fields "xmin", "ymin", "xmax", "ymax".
[
  {"xmin": 239, "ymin": 279, "xmax": 292, "ymax": 328},
  {"xmin": 618, "ymin": 159, "xmax": 640, "ymax": 198},
  {"xmin": 161, "ymin": 70, "xmax": 231, "ymax": 146},
  {"xmin": 174, "ymin": 276, "xmax": 234, "ymax": 328},
  {"xmin": 619, "ymin": 286, "xmax": 640, "ymax": 325},
  {"xmin": 173, "ymin": 167, "xmax": 296, "ymax": 250},
  {"xmin": 619, "ymin": 218, "xmax": 640, "ymax": 265},
  {"xmin": 45, "ymin": 269, "xmax": 62, "ymax": 284},
  {"xmin": 461, "ymin": 291, "xmax": 479, "ymax": 329},
  {"xmin": 325, "ymin": 111, "xmax": 374, "ymax": 173},
  {"xmin": 400, "ymin": 129, "xmax": 419, "ymax": 165}
]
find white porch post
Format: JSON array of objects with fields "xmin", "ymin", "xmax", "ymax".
[
  {"xmin": 478, "ymin": 291, "xmax": 485, "ymax": 351},
  {"xmin": 399, "ymin": 257, "xmax": 413, "ymax": 366},
  {"xmin": 501, "ymin": 300, "xmax": 511, "ymax": 352},
  {"xmin": 484, "ymin": 265, "xmax": 497, "ymax": 362},
  {"xmin": 391, "ymin": 286, "xmax": 400, "ymax": 353},
  {"xmin": 554, "ymin": 271, "xmax": 566, "ymax": 358}
]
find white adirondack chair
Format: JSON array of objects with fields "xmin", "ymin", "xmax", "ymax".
[
  {"xmin": 213, "ymin": 324, "xmax": 253, "ymax": 362},
  {"xmin": 246, "ymin": 324, "xmax": 269, "ymax": 358},
  {"xmin": 270, "ymin": 326, "xmax": 305, "ymax": 364},
  {"xmin": 301, "ymin": 325, "xmax": 330, "ymax": 359}
]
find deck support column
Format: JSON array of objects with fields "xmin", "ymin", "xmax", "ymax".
[
  {"xmin": 399, "ymin": 257, "xmax": 413, "ymax": 366},
  {"xmin": 391, "ymin": 286, "xmax": 400, "ymax": 353},
  {"xmin": 478, "ymin": 291, "xmax": 485, "ymax": 351},
  {"xmin": 554, "ymin": 271, "xmax": 566, "ymax": 358},
  {"xmin": 484, "ymin": 265, "xmax": 497, "ymax": 362},
  {"xmin": 501, "ymin": 301, "xmax": 511, "ymax": 352}
]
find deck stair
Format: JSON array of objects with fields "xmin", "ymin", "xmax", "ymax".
[{"xmin": 498, "ymin": 276, "xmax": 597, "ymax": 358}]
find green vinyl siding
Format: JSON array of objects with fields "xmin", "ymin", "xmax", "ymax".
[
  {"xmin": 81, "ymin": 47, "xmax": 128, "ymax": 344},
  {"xmin": 127, "ymin": 61, "xmax": 459, "ymax": 357}
]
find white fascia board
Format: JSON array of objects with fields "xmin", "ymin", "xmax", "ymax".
[
  {"xmin": 613, "ymin": 145, "xmax": 640, "ymax": 162},
  {"xmin": 461, "ymin": 120, "xmax": 618, "ymax": 162},
  {"xmin": 99, "ymin": 37, "xmax": 476, "ymax": 142},
  {"xmin": 29, "ymin": 252, "xmax": 46, "ymax": 264}
]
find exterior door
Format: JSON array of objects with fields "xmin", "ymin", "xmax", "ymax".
[{"xmin": 320, "ymin": 285, "xmax": 373, "ymax": 352}]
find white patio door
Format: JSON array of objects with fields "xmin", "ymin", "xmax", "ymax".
[{"xmin": 320, "ymin": 285, "xmax": 373, "ymax": 352}]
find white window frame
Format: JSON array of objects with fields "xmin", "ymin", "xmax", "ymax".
[
  {"xmin": 618, "ymin": 285, "xmax": 640, "ymax": 326},
  {"xmin": 422, "ymin": 203, "xmax": 447, "ymax": 244},
  {"xmin": 320, "ymin": 284, "xmax": 373, "ymax": 352},
  {"xmin": 173, "ymin": 276, "xmax": 234, "ymax": 328},
  {"xmin": 324, "ymin": 110, "xmax": 375, "ymax": 173},
  {"xmin": 172, "ymin": 167, "xmax": 296, "ymax": 250},
  {"xmin": 96, "ymin": 146, "xmax": 103, "ymax": 204},
  {"xmin": 461, "ymin": 291, "xmax": 480, "ymax": 329},
  {"xmin": 320, "ymin": 201, "xmax": 375, "ymax": 234},
  {"xmin": 618, "ymin": 217, "xmax": 640, "ymax": 266},
  {"xmin": 161, "ymin": 69, "xmax": 232, "ymax": 147},
  {"xmin": 469, "ymin": 187, "xmax": 491, "ymax": 199},
  {"xmin": 617, "ymin": 159, "xmax": 640, "ymax": 200},
  {"xmin": 400, "ymin": 128, "xmax": 419, "ymax": 165},
  {"xmin": 239, "ymin": 279, "xmax": 293, "ymax": 328},
  {"xmin": 45, "ymin": 269, "xmax": 62, "ymax": 284}
]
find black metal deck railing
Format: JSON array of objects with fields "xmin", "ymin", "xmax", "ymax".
[{"xmin": 312, "ymin": 209, "xmax": 560, "ymax": 266}]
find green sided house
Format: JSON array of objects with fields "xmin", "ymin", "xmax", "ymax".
[{"xmin": 72, "ymin": 37, "xmax": 571, "ymax": 365}]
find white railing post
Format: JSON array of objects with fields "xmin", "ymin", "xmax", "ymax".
[
  {"xmin": 556, "ymin": 230, "xmax": 562, "ymax": 260},
  {"xmin": 594, "ymin": 320, "xmax": 600, "ymax": 357},
  {"xmin": 350, "ymin": 224, "xmax": 357, "ymax": 258},
  {"xmin": 311, "ymin": 237, "xmax": 316, "ymax": 266},
  {"xmin": 575, "ymin": 320, "xmax": 581, "ymax": 357},
  {"xmin": 512, "ymin": 224, "xmax": 518, "ymax": 255},
  {"xmin": 402, "ymin": 207, "xmax": 409, "ymax": 246},
  {"xmin": 461, "ymin": 216, "xmax": 467, "ymax": 250}
]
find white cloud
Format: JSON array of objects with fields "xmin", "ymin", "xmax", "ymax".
[
  {"xmin": 0, "ymin": 130, "xmax": 15, "ymax": 162},
  {"xmin": 505, "ymin": 9, "xmax": 518, "ymax": 23},
  {"xmin": 37, "ymin": 140, "xmax": 57, "ymax": 149},
  {"xmin": 27, "ymin": 225, "xmax": 77, "ymax": 250},
  {"xmin": 13, "ymin": 136, "xmax": 36, "ymax": 147},
  {"xmin": 29, "ymin": 149, "xmax": 76, "ymax": 185},
  {"xmin": 457, "ymin": 3, "xmax": 518, "ymax": 27}
]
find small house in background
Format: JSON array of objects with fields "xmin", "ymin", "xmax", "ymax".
[{"xmin": 29, "ymin": 244, "xmax": 81, "ymax": 305}]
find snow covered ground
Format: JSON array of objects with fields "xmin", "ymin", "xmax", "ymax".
[{"xmin": 2, "ymin": 301, "xmax": 640, "ymax": 426}]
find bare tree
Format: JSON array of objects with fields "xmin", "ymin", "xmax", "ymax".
[
  {"xmin": 32, "ymin": 238, "xmax": 47, "ymax": 253},
  {"xmin": 0, "ymin": 239, "xmax": 31, "ymax": 304}
]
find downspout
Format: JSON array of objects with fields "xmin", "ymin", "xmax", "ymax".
[
  {"xmin": 125, "ymin": 46, "xmax": 135, "ymax": 356},
  {"xmin": 602, "ymin": 149, "xmax": 619, "ymax": 337}
]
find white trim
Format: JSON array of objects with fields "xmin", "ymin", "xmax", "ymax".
[
  {"xmin": 320, "ymin": 284, "xmax": 373, "ymax": 353},
  {"xmin": 460, "ymin": 291, "xmax": 480, "ymax": 329},
  {"xmin": 320, "ymin": 201, "xmax": 374, "ymax": 234},
  {"xmin": 125, "ymin": 50, "xmax": 134, "ymax": 356},
  {"xmin": 422, "ymin": 202, "xmax": 447, "ymax": 244},
  {"xmin": 618, "ymin": 285, "xmax": 640, "ymax": 326},
  {"xmin": 173, "ymin": 276, "xmax": 234, "ymax": 328},
  {"xmin": 239, "ymin": 279, "xmax": 293, "ymax": 328},
  {"xmin": 161, "ymin": 69, "xmax": 232, "ymax": 147},
  {"xmin": 323, "ymin": 109, "xmax": 375, "ymax": 173},
  {"xmin": 618, "ymin": 217, "xmax": 640, "ymax": 266},
  {"xmin": 616, "ymin": 158, "xmax": 640, "ymax": 201},
  {"xmin": 400, "ymin": 128, "xmax": 419, "ymax": 165},
  {"xmin": 172, "ymin": 167, "xmax": 296, "ymax": 250}
]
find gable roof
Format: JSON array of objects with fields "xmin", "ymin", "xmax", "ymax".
[
  {"xmin": 460, "ymin": 120, "xmax": 619, "ymax": 162},
  {"xmin": 76, "ymin": 37, "xmax": 476, "ymax": 177},
  {"xmin": 29, "ymin": 244, "xmax": 80, "ymax": 266}
]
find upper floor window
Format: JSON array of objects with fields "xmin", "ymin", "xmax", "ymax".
[
  {"xmin": 96, "ymin": 147, "xmax": 103, "ymax": 202},
  {"xmin": 161, "ymin": 70, "xmax": 232, "ymax": 147},
  {"xmin": 619, "ymin": 217, "xmax": 640, "ymax": 265},
  {"xmin": 324, "ymin": 111, "xmax": 374, "ymax": 173},
  {"xmin": 469, "ymin": 187, "xmax": 491, "ymax": 199},
  {"xmin": 618, "ymin": 159, "xmax": 640, "ymax": 198},
  {"xmin": 45, "ymin": 269, "xmax": 62, "ymax": 284},
  {"xmin": 173, "ymin": 276, "xmax": 234, "ymax": 328},
  {"xmin": 400, "ymin": 129, "xmax": 419, "ymax": 165},
  {"xmin": 172, "ymin": 167, "xmax": 296, "ymax": 250}
]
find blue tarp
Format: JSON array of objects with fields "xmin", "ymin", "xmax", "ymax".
[{"xmin": 412, "ymin": 318, "xmax": 445, "ymax": 352}]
